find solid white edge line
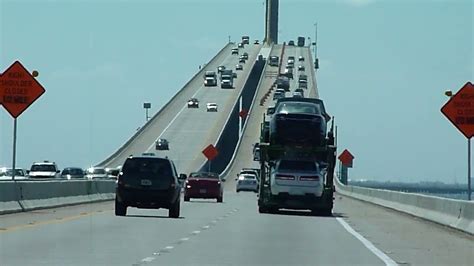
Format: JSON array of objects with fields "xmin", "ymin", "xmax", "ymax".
[{"xmin": 336, "ymin": 217, "xmax": 398, "ymax": 266}]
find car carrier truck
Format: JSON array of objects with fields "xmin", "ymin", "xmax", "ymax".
[{"xmin": 257, "ymin": 98, "xmax": 336, "ymax": 215}]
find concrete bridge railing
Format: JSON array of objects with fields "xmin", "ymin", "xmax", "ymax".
[{"xmin": 335, "ymin": 176, "xmax": 474, "ymax": 235}]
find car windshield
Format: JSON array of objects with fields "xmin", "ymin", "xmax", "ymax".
[
  {"xmin": 31, "ymin": 165, "xmax": 56, "ymax": 172},
  {"xmin": 278, "ymin": 161, "xmax": 318, "ymax": 172},
  {"xmin": 276, "ymin": 102, "xmax": 320, "ymax": 114},
  {"xmin": 243, "ymin": 175, "xmax": 256, "ymax": 180}
]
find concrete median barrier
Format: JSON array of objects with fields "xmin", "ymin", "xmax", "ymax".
[
  {"xmin": 335, "ymin": 177, "xmax": 474, "ymax": 235},
  {"xmin": 0, "ymin": 180, "xmax": 116, "ymax": 215}
]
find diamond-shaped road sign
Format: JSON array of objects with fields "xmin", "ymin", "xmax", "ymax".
[
  {"xmin": 202, "ymin": 144, "xmax": 218, "ymax": 161},
  {"xmin": 0, "ymin": 61, "xmax": 45, "ymax": 118},
  {"xmin": 441, "ymin": 82, "xmax": 474, "ymax": 139},
  {"xmin": 239, "ymin": 109, "xmax": 248, "ymax": 119},
  {"xmin": 338, "ymin": 149, "xmax": 354, "ymax": 168}
]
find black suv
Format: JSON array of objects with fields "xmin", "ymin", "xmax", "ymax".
[{"xmin": 115, "ymin": 155, "xmax": 186, "ymax": 218}]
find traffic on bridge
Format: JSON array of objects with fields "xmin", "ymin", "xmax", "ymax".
[{"xmin": 0, "ymin": 0, "xmax": 472, "ymax": 265}]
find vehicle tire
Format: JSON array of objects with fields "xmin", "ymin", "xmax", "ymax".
[
  {"xmin": 268, "ymin": 207, "xmax": 278, "ymax": 214},
  {"xmin": 168, "ymin": 199, "xmax": 180, "ymax": 218},
  {"xmin": 236, "ymin": 189, "xmax": 240, "ymax": 193},
  {"xmin": 115, "ymin": 199, "xmax": 127, "ymax": 216},
  {"xmin": 184, "ymin": 196, "xmax": 190, "ymax": 202},
  {"xmin": 217, "ymin": 195, "xmax": 223, "ymax": 203},
  {"xmin": 321, "ymin": 208, "xmax": 332, "ymax": 217},
  {"xmin": 258, "ymin": 206, "xmax": 268, "ymax": 213}
]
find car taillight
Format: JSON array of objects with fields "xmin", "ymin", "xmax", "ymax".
[
  {"xmin": 275, "ymin": 174, "xmax": 295, "ymax": 180},
  {"xmin": 300, "ymin": 176, "xmax": 319, "ymax": 181},
  {"xmin": 186, "ymin": 185, "xmax": 191, "ymax": 189}
]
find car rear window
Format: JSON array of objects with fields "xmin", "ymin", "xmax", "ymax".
[
  {"xmin": 278, "ymin": 160, "xmax": 318, "ymax": 172},
  {"xmin": 31, "ymin": 165, "xmax": 56, "ymax": 172},
  {"xmin": 122, "ymin": 158, "xmax": 173, "ymax": 180},
  {"xmin": 277, "ymin": 102, "xmax": 321, "ymax": 115}
]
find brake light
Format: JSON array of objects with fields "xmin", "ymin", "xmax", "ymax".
[
  {"xmin": 300, "ymin": 176, "xmax": 319, "ymax": 181},
  {"xmin": 275, "ymin": 174, "xmax": 295, "ymax": 180}
]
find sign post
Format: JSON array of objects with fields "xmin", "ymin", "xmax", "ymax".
[
  {"xmin": 0, "ymin": 61, "xmax": 46, "ymax": 181},
  {"xmin": 338, "ymin": 149, "xmax": 354, "ymax": 185},
  {"xmin": 202, "ymin": 144, "xmax": 218, "ymax": 173},
  {"xmin": 441, "ymin": 81, "xmax": 474, "ymax": 200}
]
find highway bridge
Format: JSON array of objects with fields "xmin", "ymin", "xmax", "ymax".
[
  {"xmin": 1, "ymin": 1, "xmax": 473, "ymax": 265},
  {"xmin": 1, "ymin": 41, "xmax": 473, "ymax": 266}
]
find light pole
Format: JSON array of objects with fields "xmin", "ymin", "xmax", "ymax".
[
  {"xmin": 143, "ymin": 102, "xmax": 151, "ymax": 122},
  {"xmin": 445, "ymin": 89, "xmax": 471, "ymax": 200},
  {"xmin": 313, "ymin": 22, "xmax": 319, "ymax": 69}
]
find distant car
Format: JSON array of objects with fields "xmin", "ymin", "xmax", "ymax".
[
  {"xmin": 295, "ymin": 88, "xmax": 305, "ymax": 96},
  {"xmin": 115, "ymin": 155, "xmax": 186, "ymax": 217},
  {"xmin": 231, "ymin": 48, "xmax": 239, "ymax": 55},
  {"xmin": 298, "ymin": 80, "xmax": 308, "ymax": 89},
  {"xmin": 236, "ymin": 64, "xmax": 243, "ymax": 71},
  {"xmin": 204, "ymin": 71, "xmax": 217, "ymax": 87},
  {"xmin": 292, "ymin": 91, "xmax": 304, "ymax": 98},
  {"xmin": 184, "ymin": 172, "xmax": 224, "ymax": 202},
  {"xmin": 236, "ymin": 174, "xmax": 259, "ymax": 193},
  {"xmin": 270, "ymin": 100, "xmax": 327, "ymax": 147},
  {"xmin": 187, "ymin": 98, "xmax": 199, "ymax": 108},
  {"xmin": 0, "ymin": 167, "xmax": 27, "ymax": 180},
  {"xmin": 206, "ymin": 103, "xmax": 218, "ymax": 112},
  {"xmin": 298, "ymin": 56, "xmax": 305, "ymax": 61},
  {"xmin": 238, "ymin": 42, "xmax": 244, "ymax": 48},
  {"xmin": 253, "ymin": 144, "xmax": 261, "ymax": 161},
  {"xmin": 86, "ymin": 167, "xmax": 108, "ymax": 179},
  {"xmin": 298, "ymin": 65, "xmax": 305, "ymax": 71},
  {"xmin": 284, "ymin": 67, "xmax": 293, "ymax": 79},
  {"xmin": 217, "ymin": 65, "xmax": 226, "ymax": 73},
  {"xmin": 276, "ymin": 76, "xmax": 290, "ymax": 91},
  {"xmin": 61, "ymin": 167, "xmax": 85, "ymax": 179},
  {"xmin": 298, "ymin": 74, "xmax": 308, "ymax": 82},
  {"xmin": 242, "ymin": 52, "xmax": 249, "ymax": 60},
  {"xmin": 273, "ymin": 91, "xmax": 285, "ymax": 100},
  {"xmin": 239, "ymin": 58, "xmax": 246, "ymax": 64},
  {"xmin": 106, "ymin": 167, "xmax": 121, "ymax": 179},
  {"xmin": 254, "ymin": 40, "xmax": 259, "ymax": 44},
  {"xmin": 288, "ymin": 40, "xmax": 295, "ymax": 46},
  {"xmin": 239, "ymin": 168, "xmax": 260, "ymax": 181},
  {"xmin": 156, "ymin": 138, "xmax": 169, "ymax": 150},
  {"xmin": 28, "ymin": 161, "xmax": 60, "ymax": 178}
]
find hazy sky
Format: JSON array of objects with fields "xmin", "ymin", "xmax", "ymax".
[{"xmin": 0, "ymin": 0, "xmax": 472, "ymax": 183}]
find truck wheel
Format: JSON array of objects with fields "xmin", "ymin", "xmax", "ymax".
[
  {"xmin": 184, "ymin": 196, "xmax": 190, "ymax": 202},
  {"xmin": 217, "ymin": 195, "xmax": 223, "ymax": 203},
  {"xmin": 115, "ymin": 199, "xmax": 127, "ymax": 216},
  {"xmin": 169, "ymin": 199, "xmax": 180, "ymax": 218}
]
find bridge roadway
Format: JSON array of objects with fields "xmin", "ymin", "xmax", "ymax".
[
  {"xmin": 0, "ymin": 45, "xmax": 472, "ymax": 266},
  {"xmin": 100, "ymin": 42, "xmax": 262, "ymax": 174}
]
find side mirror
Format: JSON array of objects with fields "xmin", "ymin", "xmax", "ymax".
[
  {"xmin": 178, "ymin": 174, "xmax": 187, "ymax": 181},
  {"xmin": 26, "ymin": 170, "xmax": 30, "ymax": 174},
  {"xmin": 56, "ymin": 170, "xmax": 60, "ymax": 173},
  {"xmin": 235, "ymin": 178, "xmax": 238, "ymax": 181}
]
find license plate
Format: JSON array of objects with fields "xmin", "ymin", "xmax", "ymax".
[
  {"xmin": 141, "ymin": 179, "xmax": 152, "ymax": 186},
  {"xmin": 199, "ymin": 189, "xmax": 207, "ymax": 194}
]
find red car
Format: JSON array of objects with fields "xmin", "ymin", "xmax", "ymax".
[{"xmin": 184, "ymin": 172, "xmax": 223, "ymax": 202}]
